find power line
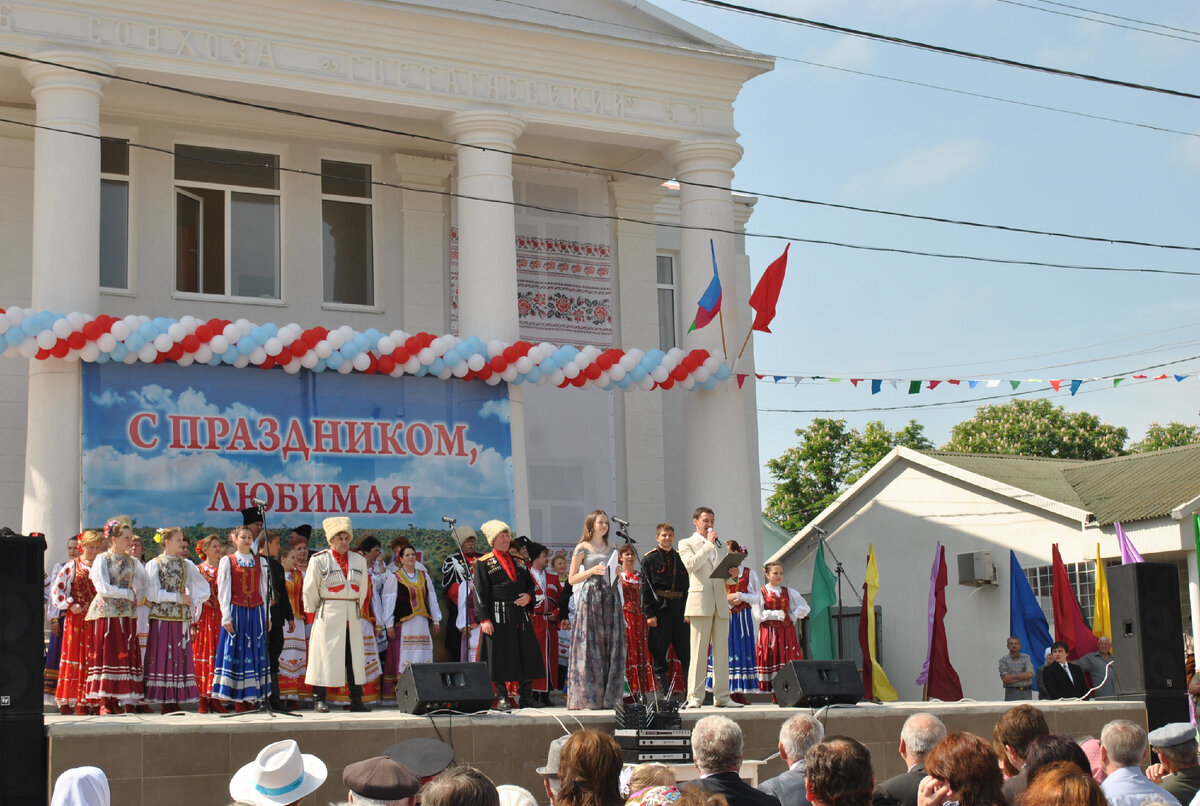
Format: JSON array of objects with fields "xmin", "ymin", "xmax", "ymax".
[
  {"xmin": 991, "ymin": 0, "xmax": 1200, "ymax": 44},
  {"xmin": 1023, "ymin": 0, "xmax": 1200, "ymax": 38},
  {"xmin": 681, "ymin": 0, "xmax": 1200, "ymax": 101},
  {"xmin": 3, "ymin": 50, "xmax": 1199, "ymax": 255},
  {"xmin": 6, "ymin": 114, "xmax": 1199, "ymax": 280}
]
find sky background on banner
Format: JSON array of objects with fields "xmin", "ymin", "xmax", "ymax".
[
  {"xmin": 649, "ymin": 0, "xmax": 1200, "ymax": 507},
  {"xmin": 80, "ymin": 362, "xmax": 514, "ymax": 530}
]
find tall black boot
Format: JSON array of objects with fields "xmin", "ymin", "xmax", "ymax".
[
  {"xmin": 313, "ymin": 685, "xmax": 330, "ymax": 713},
  {"xmin": 517, "ymin": 681, "xmax": 534, "ymax": 709},
  {"xmin": 349, "ymin": 683, "xmax": 371, "ymax": 712}
]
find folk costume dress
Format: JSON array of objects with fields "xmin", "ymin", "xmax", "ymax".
[
  {"xmin": 142, "ymin": 554, "xmax": 209, "ymax": 704},
  {"xmin": 192, "ymin": 559, "xmax": 222, "ymax": 704},
  {"xmin": 619, "ymin": 570, "xmax": 656, "ymax": 697},
  {"xmin": 381, "ymin": 565, "xmax": 442, "ymax": 694},
  {"xmin": 51, "ymin": 558, "xmax": 96, "ymax": 710},
  {"xmin": 44, "ymin": 560, "xmax": 67, "ymax": 705},
  {"xmin": 754, "ymin": 584, "xmax": 810, "ymax": 691},
  {"xmin": 472, "ymin": 549, "xmax": 543, "ymax": 691},
  {"xmin": 84, "ymin": 550, "xmax": 149, "ymax": 704},
  {"xmin": 566, "ymin": 546, "xmax": 626, "ymax": 710},
  {"xmin": 212, "ymin": 551, "xmax": 271, "ymax": 703},
  {"xmin": 529, "ymin": 565, "xmax": 561, "ymax": 693},
  {"xmin": 705, "ymin": 567, "xmax": 760, "ymax": 696},
  {"xmin": 277, "ymin": 565, "xmax": 311, "ymax": 702}
]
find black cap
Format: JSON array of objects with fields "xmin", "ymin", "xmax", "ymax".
[
  {"xmin": 382, "ymin": 738, "xmax": 455, "ymax": 779},
  {"xmin": 291, "ymin": 524, "xmax": 312, "ymax": 539},
  {"xmin": 344, "ymin": 756, "xmax": 421, "ymax": 799},
  {"xmin": 241, "ymin": 507, "xmax": 263, "ymax": 526}
]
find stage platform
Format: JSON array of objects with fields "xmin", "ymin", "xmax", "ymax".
[{"xmin": 44, "ymin": 699, "xmax": 1148, "ymax": 805}]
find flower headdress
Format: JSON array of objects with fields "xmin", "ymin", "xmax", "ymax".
[{"xmin": 103, "ymin": 519, "xmax": 122, "ymax": 539}]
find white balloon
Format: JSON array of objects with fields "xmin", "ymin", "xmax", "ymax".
[
  {"xmin": 137, "ymin": 344, "xmax": 158, "ymax": 363},
  {"xmin": 167, "ymin": 323, "xmax": 187, "ymax": 342},
  {"xmin": 36, "ymin": 330, "xmax": 56, "ymax": 349},
  {"xmin": 6, "ymin": 308, "xmax": 24, "ymax": 324},
  {"xmin": 80, "ymin": 343, "xmax": 100, "ymax": 362},
  {"xmin": 651, "ymin": 366, "xmax": 669, "ymax": 383},
  {"xmin": 377, "ymin": 337, "xmax": 396, "ymax": 355},
  {"xmin": 437, "ymin": 368, "xmax": 453, "ymax": 380},
  {"xmin": 337, "ymin": 361, "xmax": 354, "ymax": 374},
  {"xmin": 452, "ymin": 363, "xmax": 469, "ymax": 378},
  {"xmin": 67, "ymin": 311, "xmax": 86, "ymax": 328},
  {"xmin": 315, "ymin": 340, "xmax": 333, "ymax": 359},
  {"xmin": 0, "ymin": 314, "xmax": 9, "ymax": 334},
  {"xmin": 501, "ymin": 366, "xmax": 519, "ymax": 383},
  {"xmin": 153, "ymin": 334, "xmax": 172, "ymax": 352},
  {"xmin": 222, "ymin": 324, "xmax": 240, "ymax": 341},
  {"xmin": 110, "ymin": 321, "xmax": 131, "ymax": 341},
  {"xmin": 284, "ymin": 359, "xmax": 302, "ymax": 374},
  {"xmin": 681, "ymin": 376, "xmax": 696, "ymax": 391},
  {"xmin": 193, "ymin": 344, "xmax": 213, "ymax": 363},
  {"xmin": 466, "ymin": 354, "xmax": 486, "ymax": 372},
  {"xmin": 484, "ymin": 373, "xmax": 501, "ymax": 386},
  {"xmin": 548, "ymin": 369, "xmax": 565, "ymax": 386},
  {"xmin": 250, "ymin": 347, "xmax": 267, "ymax": 364},
  {"xmin": 487, "ymin": 340, "xmax": 505, "ymax": 358},
  {"xmin": 95, "ymin": 333, "xmax": 115, "ymax": 353},
  {"xmin": 703, "ymin": 356, "xmax": 721, "ymax": 374},
  {"xmin": 300, "ymin": 351, "xmax": 319, "ymax": 369},
  {"xmin": 637, "ymin": 376, "xmax": 655, "ymax": 391},
  {"xmin": 352, "ymin": 352, "xmax": 371, "ymax": 372},
  {"xmin": 430, "ymin": 337, "xmax": 447, "ymax": 355},
  {"xmin": 515, "ymin": 356, "xmax": 533, "ymax": 374},
  {"xmin": 608, "ymin": 365, "xmax": 626, "ymax": 381},
  {"xmin": 233, "ymin": 317, "xmax": 252, "ymax": 334},
  {"xmin": 326, "ymin": 331, "xmax": 346, "ymax": 349},
  {"xmin": 51, "ymin": 318, "xmax": 72, "ymax": 338},
  {"xmin": 417, "ymin": 347, "xmax": 435, "ymax": 365},
  {"xmin": 403, "ymin": 357, "xmax": 421, "ymax": 374},
  {"xmin": 17, "ymin": 339, "xmax": 37, "ymax": 358},
  {"xmin": 233, "ymin": 355, "xmax": 250, "ymax": 368},
  {"xmin": 176, "ymin": 353, "xmax": 194, "ymax": 367},
  {"xmin": 122, "ymin": 350, "xmax": 138, "ymax": 364},
  {"xmin": 179, "ymin": 315, "xmax": 198, "ymax": 332},
  {"xmin": 390, "ymin": 330, "xmax": 408, "ymax": 343},
  {"xmin": 209, "ymin": 335, "xmax": 229, "ymax": 354},
  {"xmin": 618, "ymin": 354, "xmax": 638, "ymax": 372},
  {"xmin": 264, "ymin": 337, "xmax": 283, "ymax": 357},
  {"xmin": 563, "ymin": 361, "xmax": 580, "ymax": 379},
  {"xmin": 693, "ymin": 367, "xmax": 710, "ymax": 383},
  {"xmin": 2, "ymin": 344, "xmax": 18, "ymax": 358}
]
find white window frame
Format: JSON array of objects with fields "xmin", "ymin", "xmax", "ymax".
[
  {"xmin": 319, "ymin": 157, "xmax": 378, "ymax": 310},
  {"xmin": 656, "ymin": 252, "xmax": 680, "ymax": 350}
]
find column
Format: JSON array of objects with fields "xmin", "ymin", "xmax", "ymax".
[
  {"xmin": 393, "ymin": 154, "xmax": 453, "ymax": 334},
  {"xmin": 443, "ymin": 109, "xmax": 531, "ymax": 535},
  {"xmin": 20, "ymin": 52, "xmax": 112, "ymax": 556},
  {"xmin": 664, "ymin": 139, "xmax": 755, "ymax": 545}
]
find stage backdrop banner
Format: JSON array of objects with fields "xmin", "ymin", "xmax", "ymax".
[{"xmin": 81, "ymin": 362, "xmax": 515, "ymax": 533}]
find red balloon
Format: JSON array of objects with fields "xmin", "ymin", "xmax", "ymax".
[
  {"xmin": 302, "ymin": 329, "xmax": 320, "ymax": 348},
  {"xmin": 659, "ymin": 378, "xmax": 675, "ymax": 390},
  {"xmin": 490, "ymin": 356, "xmax": 507, "ymax": 373},
  {"xmin": 392, "ymin": 347, "xmax": 410, "ymax": 364},
  {"xmin": 290, "ymin": 339, "xmax": 308, "ymax": 357},
  {"xmin": 503, "ymin": 346, "xmax": 519, "ymax": 363},
  {"xmin": 377, "ymin": 356, "xmax": 396, "ymax": 374},
  {"xmin": 82, "ymin": 322, "xmax": 101, "ymax": 341},
  {"xmin": 671, "ymin": 365, "xmax": 688, "ymax": 382},
  {"xmin": 35, "ymin": 348, "xmax": 50, "ymax": 360},
  {"xmin": 276, "ymin": 348, "xmax": 292, "ymax": 365},
  {"xmin": 596, "ymin": 354, "xmax": 613, "ymax": 370},
  {"xmin": 584, "ymin": 364, "xmax": 602, "ymax": 380},
  {"xmin": 477, "ymin": 366, "xmax": 493, "ymax": 380},
  {"xmin": 405, "ymin": 336, "xmax": 422, "ymax": 352},
  {"xmin": 181, "ymin": 335, "xmax": 200, "ymax": 353},
  {"xmin": 261, "ymin": 356, "xmax": 276, "ymax": 370},
  {"xmin": 154, "ymin": 351, "xmax": 168, "ymax": 364},
  {"xmin": 67, "ymin": 332, "xmax": 87, "ymax": 350},
  {"xmin": 195, "ymin": 325, "xmax": 213, "ymax": 343},
  {"xmin": 365, "ymin": 354, "xmax": 379, "ymax": 374},
  {"xmin": 207, "ymin": 318, "xmax": 224, "ymax": 332},
  {"xmin": 51, "ymin": 339, "xmax": 70, "ymax": 358},
  {"xmin": 167, "ymin": 344, "xmax": 184, "ymax": 361},
  {"xmin": 571, "ymin": 374, "xmax": 588, "ymax": 387}
]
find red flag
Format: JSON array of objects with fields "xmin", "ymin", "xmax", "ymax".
[
  {"xmin": 926, "ymin": 545, "xmax": 964, "ymax": 700},
  {"xmin": 1050, "ymin": 544, "xmax": 1099, "ymax": 660},
  {"xmin": 749, "ymin": 244, "xmax": 789, "ymax": 333},
  {"xmin": 858, "ymin": 576, "xmax": 873, "ymax": 700}
]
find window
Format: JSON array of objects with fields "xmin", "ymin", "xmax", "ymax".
[
  {"xmin": 656, "ymin": 254, "xmax": 678, "ymax": 349},
  {"xmin": 321, "ymin": 160, "xmax": 374, "ymax": 306},
  {"xmin": 1025, "ymin": 560, "xmax": 1097, "ymax": 635},
  {"xmin": 174, "ymin": 144, "xmax": 280, "ymax": 298},
  {"xmin": 100, "ymin": 138, "xmax": 129, "ymax": 289}
]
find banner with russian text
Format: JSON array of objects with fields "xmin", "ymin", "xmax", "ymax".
[{"xmin": 81, "ymin": 362, "xmax": 514, "ymax": 533}]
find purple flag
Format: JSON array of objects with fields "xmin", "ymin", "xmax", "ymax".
[
  {"xmin": 915, "ymin": 542, "xmax": 941, "ymax": 685},
  {"xmin": 1115, "ymin": 522, "xmax": 1145, "ymax": 564}
]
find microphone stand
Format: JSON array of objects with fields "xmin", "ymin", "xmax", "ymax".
[
  {"xmin": 616, "ymin": 521, "xmax": 664, "ymax": 713},
  {"xmin": 819, "ymin": 534, "xmax": 851, "ymax": 662}
]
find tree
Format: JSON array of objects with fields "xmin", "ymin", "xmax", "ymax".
[
  {"xmin": 941, "ymin": 398, "xmax": 1126, "ymax": 460},
  {"xmin": 1128, "ymin": 421, "xmax": 1200, "ymax": 453},
  {"xmin": 765, "ymin": 418, "xmax": 932, "ymax": 533}
]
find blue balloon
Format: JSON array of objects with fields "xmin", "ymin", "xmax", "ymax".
[
  {"xmin": 313, "ymin": 358, "xmax": 327, "ymax": 372},
  {"xmin": 629, "ymin": 365, "xmax": 647, "ymax": 382},
  {"xmin": 442, "ymin": 348, "xmax": 460, "ymax": 366},
  {"xmin": 221, "ymin": 347, "xmax": 238, "ymax": 363},
  {"xmin": 429, "ymin": 358, "xmax": 446, "ymax": 375},
  {"xmin": 94, "ymin": 351, "xmax": 111, "ymax": 363},
  {"xmin": 5, "ymin": 329, "xmax": 23, "ymax": 346},
  {"xmin": 20, "ymin": 319, "xmax": 39, "ymax": 336},
  {"xmin": 616, "ymin": 375, "xmax": 633, "ymax": 389},
  {"xmin": 526, "ymin": 367, "xmax": 542, "ymax": 383},
  {"xmin": 340, "ymin": 343, "xmax": 359, "ymax": 359},
  {"xmin": 353, "ymin": 334, "xmax": 371, "ymax": 351},
  {"xmin": 124, "ymin": 333, "xmax": 145, "ymax": 352},
  {"xmin": 139, "ymin": 322, "xmax": 157, "ymax": 340},
  {"xmin": 264, "ymin": 322, "xmax": 279, "ymax": 336},
  {"xmin": 325, "ymin": 352, "xmax": 344, "ymax": 370},
  {"xmin": 208, "ymin": 354, "xmax": 223, "ymax": 367},
  {"xmin": 110, "ymin": 344, "xmax": 128, "ymax": 362},
  {"xmin": 700, "ymin": 377, "xmax": 718, "ymax": 391},
  {"xmin": 713, "ymin": 364, "xmax": 731, "ymax": 381},
  {"xmin": 237, "ymin": 338, "xmax": 256, "ymax": 356}
]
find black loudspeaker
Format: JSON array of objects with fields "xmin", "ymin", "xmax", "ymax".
[
  {"xmin": 394, "ymin": 662, "xmax": 495, "ymax": 715},
  {"xmin": 1098, "ymin": 692, "xmax": 1191, "ymax": 733},
  {"xmin": 773, "ymin": 660, "xmax": 864, "ymax": 707},
  {"xmin": 0, "ymin": 534, "xmax": 47, "ymax": 716},
  {"xmin": 0, "ymin": 712, "xmax": 46, "ymax": 805},
  {"xmin": 1107, "ymin": 563, "xmax": 1186, "ymax": 695}
]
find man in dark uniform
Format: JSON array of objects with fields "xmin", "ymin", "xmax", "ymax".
[
  {"xmin": 440, "ymin": 526, "xmax": 478, "ymax": 662},
  {"xmin": 250, "ymin": 515, "xmax": 294, "ymax": 711},
  {"xmin": 642, "ymin": 522, "xmax": 690, "ymax": 699}
]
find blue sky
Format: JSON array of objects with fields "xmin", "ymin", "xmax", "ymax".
[{"xmin": 653, "ymin": 0, "xmax": 1200, "ymax": 503}]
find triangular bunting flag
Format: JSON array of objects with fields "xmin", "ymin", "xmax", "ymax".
[
  {"xmin": 888, "ymin": 379, "xmax": 898, "ymax": 390},
  {"xmin": 1050, "ymin": 380, "xmax": 1063, "ymax": 391},
  {"xmin": 773, "ymin": 376, "xmax": 785, "ymax": 383},
  {"xmin": 928, "ymin": 380, "xmax": 941, "ymax": 390},
  {"xmin": 1176, "ymin": 375, "xmax": 1187, "ymax": 382},
  {"xmin": 986, "ymin": 380, "xmax": 1001, "ymax": 388},
  {"xmin": 851, "ymin": 379, "xmax": 862, "ymax": 387},
  {"xmin": 871, "ymin": 380, "xmax": 882, "ymax": 395},
  {"xmin": 1070, "ymin": 380, "xmax": 1082, "ymax": 395},
  {"xmin": 968, "ymin": 381, "xmax": 979, "ymax": 389},
  {"xmin": 1113, "ymin": 378, "xmax": 1123, "ymax": 387},
  {"xmin": 908, "ymin": 381, "xmax": 921, "ymax": 395},
  {"xmin": 755, "ymin": 373, "xmax": 765, "ymax": 380},
  {"xmin": 736, "ymin": 374, "xmax": 747, "ymax": 389},
  {"xmin": 1156, "ymin": 374, "xmax": 1169, "ymax": 380},
  {"xmin": 1009, "ymin": 381, "xmax": 1020, "ymax": 390}
]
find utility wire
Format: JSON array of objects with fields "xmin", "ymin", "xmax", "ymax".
[
  {"xmin": 1023, "ymin": 0, "xmax": 1200, "ymax": 38},
  {"xmin": 3, "ymin": 50, "xmax": 1199, "ymax": 255},
  {"xmin": 991, "ymin": 0, "xmax": 1200, "ymax": 44},
  {"xmin": 681, "ymin": 0, "xmax": 1200, "ymax": 101},
  {"xmin": 4, "ymin": 115, "xmax": 1198, "ymax": 280}
]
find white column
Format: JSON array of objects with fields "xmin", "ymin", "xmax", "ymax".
[
  {"xmin": 20, "ymin": 52, "xmax": 112, "ymax": 558},
  {"xmin": 393, "ymin": 154, "xmax": 453, "ymax": 334},
  {"xmin": 443, "ymin": 109, "xmax": 531, "ymax": 535},
  {"xmin": 664, "ymin": 139, "xmax": 755, "ymax": 545}
]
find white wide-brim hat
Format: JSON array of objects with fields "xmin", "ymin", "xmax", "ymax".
[{"xmin": 229, "ymin": 739, "xmax": 327, "ymax": 806}]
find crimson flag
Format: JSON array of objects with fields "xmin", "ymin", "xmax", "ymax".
[
  {"xmin": 1050, "ymin": 544, "xmax": 1099, "ymax": 660},
  {"xmin": 749, "ymin": 244, "xmax": 789, "ymax": 333},
  {"xmin": 925, "ymin": 544, "xmax": 963, "ymax": 700}
]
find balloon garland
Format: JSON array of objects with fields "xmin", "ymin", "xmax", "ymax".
[{"xmin": 0, "ymin": 308, "xmax": 733, "ymax": 392}]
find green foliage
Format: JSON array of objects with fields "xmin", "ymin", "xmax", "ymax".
[
  {"xmin": 942, "ymin": 398, "xmax": 1127, "ymax": 460},
  {"xmin": 1128, "ymin": 421, "xmax": 1200, "ymax": 453},
  {"xmin": 765, "ymin": 418, "xmax": 931, "ymax": 533}
]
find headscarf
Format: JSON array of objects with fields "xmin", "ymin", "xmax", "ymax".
[
  {"xmin": 626, "ymin": 785, "xmax": 682, "ymax": 806},
  {"xmin": 51, "ymin": 766, "xmax": 110, "ymax": 806}
]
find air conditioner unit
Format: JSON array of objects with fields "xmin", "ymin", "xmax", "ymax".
[{"xmin": 957, "ymin": 550, "xmax": 997, "ymax": 587}]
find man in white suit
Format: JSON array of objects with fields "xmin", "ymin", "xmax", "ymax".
[{"xmin": 678, "ymin": 506, "xmax": 741, "ymax": 708}]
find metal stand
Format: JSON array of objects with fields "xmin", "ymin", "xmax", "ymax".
[
  {"xmin": 614, "ymin": 519, "xmax": 677, "ymax": 718},
  {"xmin": 818, "ymin": 534, "xmax": 859, "ymax": 662}
]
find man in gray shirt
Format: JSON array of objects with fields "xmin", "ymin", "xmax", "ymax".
[
  {"xmin": 1076, "ymin": 635, "xmax": 1118, "ymax": 697},
  {"xmin": 998, "ymin": 636, "xmax": 1035, "ymax": 700}
]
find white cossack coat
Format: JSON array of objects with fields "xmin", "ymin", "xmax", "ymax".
[{"xmin": 303, "ymin": 549, "xmax": 369, "ymax": 688}]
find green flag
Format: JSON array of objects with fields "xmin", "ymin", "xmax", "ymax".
[
  {"xmin": 1193, "ymin": 513, "xmax": 1200, "ymax": 561},
  {"xmin": 809, "ymin": 540, "xmax": 838, "ymax": 660}
]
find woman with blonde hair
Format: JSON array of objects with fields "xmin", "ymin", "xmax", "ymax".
[
  {"xmin": 557, "ymin": 730, "xmax": 624, "ymax": 806},
  {"xmin": 84, "ymin": 518, "xmax": 148, "ymax": 714},
  {"xmin": 920, "ymin": 732, "xmax": 1006, "ymax": 806},
  {"xmin": 143, "ymin": 527, "xmax": 209, "ymax": 713},
  {"xmin": 566, "ymin": 510, "xmax": 626, "ymax": 710},
  {"xmin": 50, "ymin": 530, "xmax": 103, "ymax": 714}
]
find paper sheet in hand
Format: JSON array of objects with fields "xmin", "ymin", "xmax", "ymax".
[
  {"xmin": 709, "ymin": 550, "xmax": 746, "ymax": 579},
  {"xmin": 607, "ymin": 548, "xmax": 621, "ymax": 588}
]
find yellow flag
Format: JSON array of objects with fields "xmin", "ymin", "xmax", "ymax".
[
  {"xmin": 1093, "ymin": 543, "xmax": 1111, "ymax": 643},
  {"xmin": 864, "ymin": 544, "xmax": 899, "ymax": 701}
]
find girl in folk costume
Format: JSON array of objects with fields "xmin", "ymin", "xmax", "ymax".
[
  {"xmin": 526, "ymin": 542, "xmax": 560, "ymax": 706},
  {"xmin": 304, "ymin": 516, "xmax": 371, "ymax": 713},
  {"xmin": 754, "ymin": 561, "xmax": 810, "ymax": 692},
  {"xmin": 51, "ymin": 530, "xmax": 102, "ymax": 714},
  {"xmin": 192, "ymin": 534, "xmax": 224, "ymax": 713},
  {"xmin": 212, "ymin": 525, "xmax": 271, "ymax": 711},
  {"xmin": 705, "ymin": 541, "xmax": 759, "ymax": 705},
  {"xmin": 128, "ymin": 533, "xmax": 150, "ymax": 665},
  {"xmin": 143, "ymin": 528, "xmax": 210, "ymax": 713},
  {"xmin": 44, "ymin": 534, "xmax": 80, "ymax": 707},
  {"xmin": 84, "ymin": 518, "xmax": 149, "ymax": 714},
  {"xmin": 616, "ymin": 544, "xmax": 655, "ymax": 700},
  {"xmin": 381, "ymin": 544, "xmax": 442, "ymax": 697},
  {"xmin": 277, "ymin": 539, "xmax": 311, "ymax": 709}
]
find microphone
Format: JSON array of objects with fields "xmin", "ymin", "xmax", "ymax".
[
  {"xmin": 252, "ymin": 498, "xmax": 268, "ymax": 509},
  {"xmin": 612, "ymin": 516, "xmax": 630, "ymax": 528},
  {"xmin": 441, "ymin": 515, "xmax": 457, "ymax": 525}
]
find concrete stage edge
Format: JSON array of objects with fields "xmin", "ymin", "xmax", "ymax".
[{"xmin": 45, "ymin": 700, "xmax": 1147, "ymax": 805}]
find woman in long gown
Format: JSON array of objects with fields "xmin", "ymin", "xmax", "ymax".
[
  {"xmin": 192, "ymin": 534, "xmax": 224, "ymax": 713},
  {"xmin": 755, "ymin": 560, "xmax": 810, "ymax": 692},
  {"xmin": 143, "ymin": 528, "xmax": 209, "ymax": 713},
  {"xmin": 566, "ymin": 510, "xmax": 626, "ymax": 710},
  {"xmin": 617, "ymin": 544, "xmax": 655, "ymax": 700},
  {"xmin": 382, "ymin": 545, "xmax": 442, "ymax": 697},
  {"xmin": 212, "ymin": 526, "xmax": 271, "ymax": 711},
  {"xmin": 84, "ymin": 519, "xmax": 149, "ymax": 714},
  {"xmin": 277, "ymin": 540, "xmax": 310, "ymax": 709},
  {"xmin": 52, "ymin": 530, "xmax": 102, "ymax": 714}
]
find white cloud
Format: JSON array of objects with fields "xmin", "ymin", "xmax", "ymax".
[
  {"xmin": 89, "ymin": 389, "xmax": 126, "ymax": 407},
  {"xmin": 479, "ymin": 399, "xmax": 510, "ymax": 423}
]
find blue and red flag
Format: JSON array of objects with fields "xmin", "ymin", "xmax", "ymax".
[{"xmin": 687, "ymin": 240, "xmax": 722, "ymax": 333}]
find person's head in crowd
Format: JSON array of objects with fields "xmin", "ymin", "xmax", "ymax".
[
  {"xmin": 626, "ymin": 785, "xmax": 683, "ymax": 806},
  {"xmin": 228, "ymin": 739, "xmax": 326, "ymax": 806},
  {"xmin": 78, "ymin": 530, "xmax": 105, "ymax": 562},
  {"xmin": 778, "ymin": 712, "xmax": 825, "ymax": 767},
  {"xmin": 673, "ymin": 786, "xmax": 725, "ymax": 806},
  {"xmin": 803, "ymin": 736, "xmax": 874, "ymax": 806},
  {"xmin": 1077, "ymin": 738, "xmax": 1106, "ymax": 782},
  {"xmin": 529, "ymin": 542, "xmax": 550, "ymax": 572},
  {"xmin": 655, "ymin": 523, "xmax": 675, "ymax": 552},
  {"xmin": 691, "ymin": 715, "xmax": 743, "ymax": 775},
  {"xmin": 1049, "ymin": 640, "xmax": 1070, "ymax": 664},
  {"xmin": 1024, "ymin": 734, "xmax": 1091, "ymax": 783},
  {"xmin": 1148, "ymin": 722, "xmax": 1200, "ymax": 774},
  {"xmin": 343, "ymin": 756, "xmax": 420, "ymax": 806},
  {"xmin": 536, "ymin": 735, "xmax": 569, "ymax": 804},
  {"xmin": 627, "ymin": 763, "xmax": 675, "ymax": 796},
  {"xmin": 497, "ymin": 784, "xmax": 538, "ymax": 806},
  {"xmin": 257, "ymin": 529, "xmax": 280, "ymax": 558},
  {"xmin": 1100, "ymin": 719, "xmax": 1148, "ymax": 773},
  {"xmin": 551, "ymin": 552, "xmax": 568, "ymax": 578},
  {"xmin": 51, "ymin": 766, "xmax": 110, "ymax": 806},
  {"xmin": 558, "ymin": 730, "xmax": 624, "ymax": 806},
  {"xmin": 992, "ymin": 703, "xmax": 1049, "ymax": 775},
  {"xmin": 420, "ymin": 766, "xmax": 499, "ymax": 806},
  {"xmin": 358, "ymin": 535, "xmax": 382, "ymax": 565},
  {"xmin": 66, "ymin": 533, "xmax": 80, "ymax": 560},
  {"xmin": 898, "ymin": 713, "xmax": 946, "ymax": 767},
  {"xmin": 383, "ymin": 738, "xmax": 455, "ymax": 784},
  {"xmin": 618, "ymin": 543, "xmax": 638, "ymax": 572},
  {"xmin": 1020, "ymin": 761, "xmax": 1106, "ymax": 806},
  {"xmin": 197, "ymin": 533, "xmax": 223, "ymax": 564},
  {"xmin": 923, "ymin": 732, "xmax": 1005, "ymax": 806}
]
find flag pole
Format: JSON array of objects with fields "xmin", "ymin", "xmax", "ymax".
[
  {"xmin": 717, "ymin": 307, "xmax": 728, "ymax": 357},
  {"xmin": 736, "ymin": 326, "xmax": 753, "ymax": 362}
]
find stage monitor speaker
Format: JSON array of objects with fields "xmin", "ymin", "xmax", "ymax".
[
  {"xmin": 394, "ymin": 662, "xmax": 495, "ymax": 715},
  {"xmin": 1107, "ymin": 562, "xmax": 1185, "ymax": 694},
  {"xmin": 1097, "ymin": 691, "xmax": 1191, "ymax": 733},
  {"xmin": 0, "ymin": 712, "xmax": 45, "ymax": 806},
  {"xmin": 773, "ymin": 659, "xmax": 864, "ymax": 707},
  {"xmin": 0, "ymin": 533, "xmax": 47, "ymax": 716}
]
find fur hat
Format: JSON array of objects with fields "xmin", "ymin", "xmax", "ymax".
[
  {"xmin": 323, "ymin": 516, "xmax": 353, "ymax": 541},
  {"xmin": 241, "ymin": 507, "xmax": 264, "ymax": 526},
  {"xmin": 291, "ymin": 524, "xmax": 312, "ymax": 540},
  {"xmin": 480, "ymin": 520, "xmax": 511, "ymax": 546}
]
